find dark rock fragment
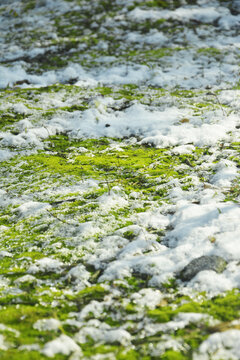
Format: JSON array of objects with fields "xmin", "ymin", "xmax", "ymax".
[{"xmin": 179, "ymin": 255, "xmax": 227, "ymax": 282}]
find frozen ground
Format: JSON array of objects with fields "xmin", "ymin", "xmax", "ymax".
[{"xmin": 0, "ymin": 0, "xmax": 240, "ymax": 359}]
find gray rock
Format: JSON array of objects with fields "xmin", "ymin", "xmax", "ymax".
[
  {"xmin": 179, "ymin": 255, "xmax": 227, "ymax": 282},
  {"xmin": 232, "ymin": 0, "xmax": 240, "ymax": 14}
]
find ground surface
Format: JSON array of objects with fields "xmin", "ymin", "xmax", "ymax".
[{"xmin": 0, "ymin": 0, "xmax": 240, "ymax": 359}]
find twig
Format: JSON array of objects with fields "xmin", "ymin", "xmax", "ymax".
[
  {"xmin": 207, "ymin": 92, "xmax": 227, "ymax": 117},
  {"xmin": 47, "ymin": 209, "xmax": 78, "ymax": 226},
  {"xmin": 104, "ymin": 174, "xmax": 111, "ymax": 195}
]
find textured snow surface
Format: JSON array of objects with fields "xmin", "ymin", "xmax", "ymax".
[
  {"xmin": 42, "ymin": 334, "xmax": 81, "ymax": 357},
  {"xmin": 194, "ymin": 330, "xmax": 240, "ymax": 360}
]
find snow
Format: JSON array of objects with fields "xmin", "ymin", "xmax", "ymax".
[
  {"xmin": 1, "ymin": 0, "xmax": 240, "ymax": 358},
  {"xmin": 75, "ymin": 321, "xmax": 132, "ymax": 346},
  {"xmin": 194, "ymin": 330, "xmax": 240, "ymax": 360},
  {"xmin": 64, "ymin": 264, "xmax": 91, "ymax": 290},
  {"xmin": 0, "ymin": 251, "xmax": 12, "ymax": 258},
  {"xmin": 0, "ymin": 335, "xmax": 8, "ymax": 351},
  {"xmin": 128, "ymin": 6, "xmax": 231, "ymax": 24},
  {"xmin": 130, "ymin": 288, "xmax": 163, "ymax": 309},
  {"xmin": 97, "ymin": 198, "xmax": 240, "ymax": 294},
  {"xmin": 136, "ymin": 211, "xmax": 170, "ymax": 229},
  {"xmin": 42, "ymin": 334, "xmax": 81, "ymax": 357},
  {"xmin": 210, "ymin": 160, "xmax": 238, "ymax": 187},
  {"xmin": 28, "ymin": 257, "xmax": 63, "ymax": 274},
  {"xmin": 14, "ymin": 201, "xmax": 51, "ymax": 218},
  {"xmin": 33, "ymin": 318, "xmax": 61, "ymax": 331},
  {"xmin": 126, "ymin": 30, "xmax": 168, "ymax": 45},
  {"xmin": 149, "ymin": 335, "xmax": 188, "ymax": 356}
]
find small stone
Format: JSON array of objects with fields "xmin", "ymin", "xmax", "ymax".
[{"xmin": 179, "ymin": 255, "xmax": 227, "ymax": 282}]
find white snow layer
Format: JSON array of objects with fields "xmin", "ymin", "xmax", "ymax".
[
  {"xmin": 2, "ymin": 99, "xmax": 237, "ymax": 152},
  {"xmin": 98, "ymin": 200, "xmax": 240, "ymax": 294},
  {"xmin": 1, "ymin": 1, "xmax": 240, "ymax": 358},
  {"xmin": 194, "ymin": 330, "xmax": 240, "ymax": 360},
  {"xmin": 42, "ymin": 334, "xmax": 81, "ymax": 357},
  {"xmin": 28, "ymin": 257, "xmax": 63, "ymax": 274}
]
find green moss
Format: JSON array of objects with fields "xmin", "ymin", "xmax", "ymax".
[
  {"xmin": 117, "ymin": 349, "xmax": 140, "ymax": 360},
  {"xmin": 197, "ymin": 47, "xmax": 222, "ymax": 58},
  {"xmin": 59, "ymin": 104, "xmax": 89, "ymax": 112},
  {"xmin": 224, "ymin": 179, "xmax": 240, "ymax": 202},
  {"xmin": 148, "ymin": 307, "xmax": 175, "ymax": 323},
  {"xmin": 0, "ymin": 304, "xmax": 56, "ymax": 340},
  {"xmin": 0, "ymin": 293, "xmax": 38, "ymax": 306},
  {"xmin": 11, "ymin": 142, "xmax": 197, "ymax": 197},
  {"xmin": 162, "ymin": 278, "xmax": 178, "ymax": 290},
  {"xmin": 125, "ymin": 303, "xmax": 138, "ymax": 314},
  {"xmin": 121, "ymin": 277, "xmax": 147, "ymax": 294},
  {"xmin": 148, "ymin": 290, "xmax": 240, "ymax": 325},
  {"xmin": 123, "ymin": 230, "xmax": 135, "ymax": 240},
  {"xmin": 130, "ymin": 0, "xmax": 183, "ymax": 10},
  {"xmin": 202, "ymin": 290, "xmax": 240, "ymax": 321},
  {"xmin": 23, "ymin": 1, "xmax": 36, "ymax": 12},
  {"xmin": 145, "ymin": 1, "xmax": 170, "ymax": 8},
  {"xmin": 125, "ymin": 47, "xmax": 182, "ymax": 66},
  {"xmin": 161, "ymin": 350, "xmax": 187, "ymax": 360},
  {"xmin": 0, "ymin": 351, "xmax": 51, "ymax": 360},
  {"xmin": 96, "ymin": 86, "xmax": 113, "ymax": 96},
  {"xmin": 0, "ymin": 111, "xmax": 27, "ymax": 131},
  {"xmin": 0, "ymin": 72, "xmax": 238, "ymax": 360},
  {"xmin": 67, "ymin": 285, "xmax": 108, "ymax": 307}
]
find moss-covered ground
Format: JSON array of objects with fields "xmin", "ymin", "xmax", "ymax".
[{"xmin": 0, "ymin": 0, "xmax": 240, "ymax": 358}]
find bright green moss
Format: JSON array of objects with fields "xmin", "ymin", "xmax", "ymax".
[
  {"xmin": 161, "ymin": 350, "xmax": 187, "ymax": 360},
  {"xmin": 66, "ymin": 284, "xmax": 108, "ymax": 306},
  {"xmin": 96, "ymin": 86, "xmax": 113, "ymax": 96},
  {"xmin": 130, "ymin": 0, "xmax": 182, "ymax": 10},
  {"xmin": 125, "ymin": 303, "xmax": 138, "ymax": 314},
  {"xmin": 148, "ymin": 307, "xmax": 175, "ymax": 323},
  {"xmin": 59, "ymin": 104, "xmax": 89, "ymax": 112},
  {"xmin": 123, "ymin": 230, "xmax": 135, "ymax": 240},
  {"xmin": 0, "ymin": 351, "xmax": 52, "ymax": 360},
  {"xmin": 0, "ymin": 304, "xmax": 54, "ymax": 329},
  {"xmin": 148, "ymin": 290, "xmax": 240, "ymax": 324},
  {"xmin": 202, "ymin": 290, "xmax": 240, "ymax": 321},
  {"xmin": 11, "ymin": 142, "xmax": 197, "ymax": 196},
  {"xmin": 117, "ymin": 349, "xmax": 140, "ymax": 360}
]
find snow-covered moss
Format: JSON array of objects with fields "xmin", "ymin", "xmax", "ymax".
[{"xmin": 1, "ymin": 0, "xmax": 240, "ymax": 358}]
